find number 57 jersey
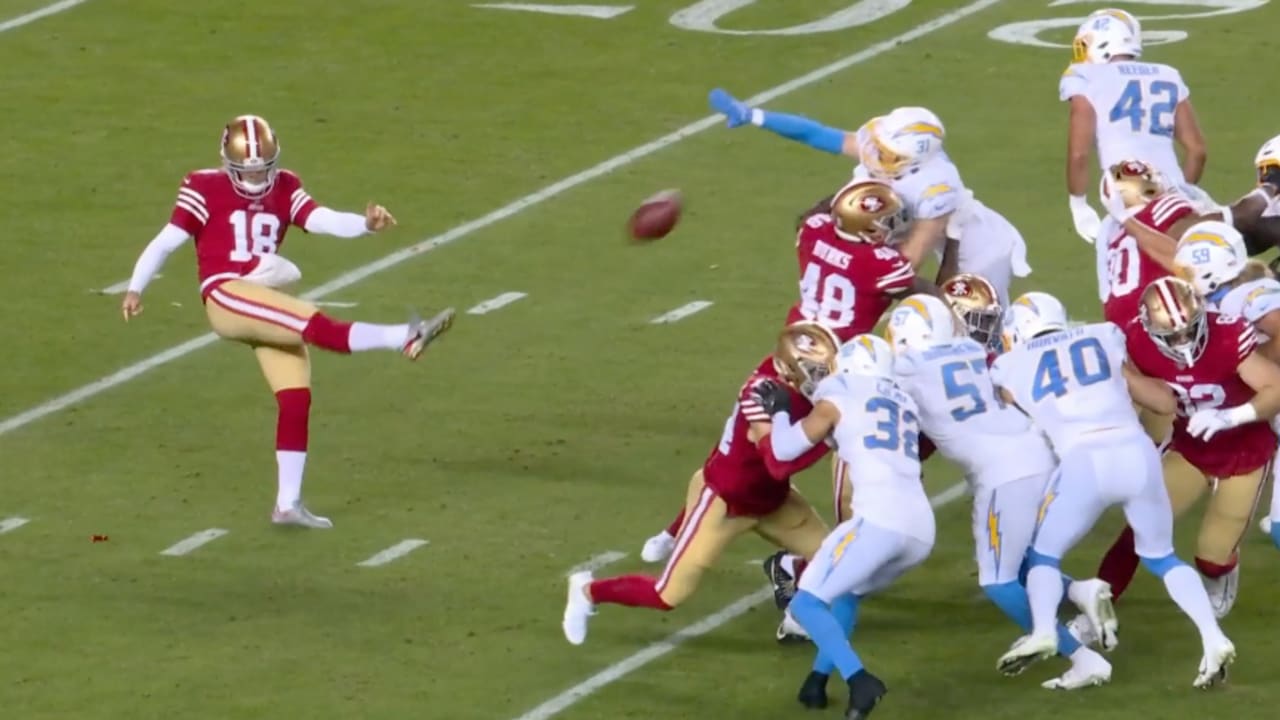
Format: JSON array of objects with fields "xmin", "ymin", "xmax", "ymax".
[
  {"xmin": 787, "ymin": 213, "xmax": 916, "ymax": 342},
  {"xmin": 169, "ymin": 168, "xmax": 319, "ymax": 298}
]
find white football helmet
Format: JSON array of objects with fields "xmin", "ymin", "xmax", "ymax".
[
  {"xmin": 885, "ymin": 294, "xmax": 960, "ymax": 354},
  {"xmin": 1174, "ymin": 221, "xmax": 1248, "ymax": 298},
  {"xmin": 858, "ymin": 107, "xmax": 944, "ymax": 180},
  {"xmin": 1073, "ymin": 11, "xmax": 1142, "ymax": 64},
  {"xmin": 838, "ymin": 334, "xmax": 895, "ymax": 378},
  {"xmin": 1255, "ymin": 134, "xmax": 1280, "ymax": 185},
  {"xmin": 1001, "ymin": 293, "xmax": 1070, "ymax": 350}
]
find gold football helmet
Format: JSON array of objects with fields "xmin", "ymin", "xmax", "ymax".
[
  {"xmin": 830, "ymin": 179, "xmax": 907, "ymax": 243},
  {"xmin": 1102, "ymin": 160, "xmax": 1164, "ymax": 209},
  {"xmin": 942, "ymin": 273, "xmax": 1003, "ymax": 350},
  {"xmin": 1140, "ymin": 276, "xmax": 1208, "ymax": 366},
  {"xmin": 773, "ymin": 321, "xmax": 841, "ymax": 398},
  {"xmin": 221, "ymin": 115, "xmax": 281, "ymax": 198}
]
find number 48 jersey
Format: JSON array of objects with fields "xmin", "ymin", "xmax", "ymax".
[
  {"xmin": 786, "ymin": 213, "xmax": 916, "ymax": 342},
  {"xmin": 169, "ymin": 168, "xmax": 319, "ymax": 298}
]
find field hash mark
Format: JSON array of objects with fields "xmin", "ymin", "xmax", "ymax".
[{"xmin": 358, "ymin": 538, "xmax": 430, "ymax": 567}]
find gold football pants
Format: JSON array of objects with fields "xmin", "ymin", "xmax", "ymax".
[
  {"xmin": 205, "ymin": 280, "xmax": 314, "ymax": 391},
  {"xmin": 1162, "ymin": 450, "xmax": 1270, "ymax": 565}
]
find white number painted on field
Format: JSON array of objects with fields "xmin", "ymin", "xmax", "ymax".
[
  {"xmin": 228, "ymin": 210, "xmax": 282, "ymax": 262},
  {"xmin": 159, "ymin": 528, "xmax": 229, "ymax": 556},
  {"xmin": 988, "ymin": 0, "xmax": 1268, "ymax": 51},
  {"xmin": 0, "ymin": 517, "xmax": 30, "ymax": 534},
  {"xmin": 567, "ymin": 551, "xmax": 627, "ymax": 575},
  {"xmin": 357, "ymin": 538, "xmax": 430, "ymax": 567},
  {"xmin": 670, "ymin": 0, "xmax": 910, "ymax": 35},
  {"xmin": 467, "ymin": 291, "xmax": 528, "ymax": 315},
  {"xmin": 651, "ymin": 300, "xmax": 713, "ymax": 324},
  {"xmin": 473, "ymin": 3, "xmax": 633, "ymax": 18}
]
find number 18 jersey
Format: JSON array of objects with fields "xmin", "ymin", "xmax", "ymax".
[
  {"xmin": 990, "ymin": 323, "xmax": 1141, "ymax": 456},
  {"xmin": 786, "ymin": 213, "xmax": 916, "ymax": 342},
  {"xmin": 168, "ymin": 168, "xmax": 319, "ymax": 298}
]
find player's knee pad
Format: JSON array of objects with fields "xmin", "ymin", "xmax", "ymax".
[{"xmin": 1139, "ymin": 552, "xmax": 1182, "ymax": 578}]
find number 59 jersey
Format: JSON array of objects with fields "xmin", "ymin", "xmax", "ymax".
[
  {"xmin": 169, "ymin": 168, "xmax": 319, "ymax": 298},
  {"xmin": 895, "ymin": 339, "xmax": 1055, "ymax": 490},
  {"xmin": 786, "ymin": 213, "xmax": 915, "ymax": 342},
  {"xmin": 990, "ymin": 323, "xmax": 1141, "ymax": 456},
  {"xmin": 814, "ymin": 373, "xmax": 935, "ymax": 545}
]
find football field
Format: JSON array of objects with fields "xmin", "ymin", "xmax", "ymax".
[{"xmin": 3, "ymin": 1, "xmax": 1280, "ymax": 718}]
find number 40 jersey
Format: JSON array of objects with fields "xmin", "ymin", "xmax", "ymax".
[{"xmin": 787, "ymin": 212, "xmax": 916, "ymax": 342}]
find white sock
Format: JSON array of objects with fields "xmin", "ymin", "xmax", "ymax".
[
  {"xmin": 276, "ymin": 450, "xmax": 307, "ymax": 509},
  {"xmin": 1027, "ymin": 565, "xmax": 1065, "ymax": 638},
  {"xmin": 780, "ymin": 554, "xmax": 798, "ymax": 576},
  {"xmin": 1162, "ymin": 564, "xmax": 1225, "ymax": 645},
  {"xmin": 348, "ymin": 322, "xmax": 409, "ymax": 352}
]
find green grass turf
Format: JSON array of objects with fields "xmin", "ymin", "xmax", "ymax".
[{"xmin": 2, "ymin": 1, "xmax": 1279, "ymax": 718}]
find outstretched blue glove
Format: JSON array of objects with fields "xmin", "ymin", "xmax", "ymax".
[{"xmin": 709, "ymin": 88, "xmax": 753, "ymax": 128}]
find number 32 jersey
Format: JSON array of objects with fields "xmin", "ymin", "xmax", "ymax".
[
  {"xmin": 1125, "ymin": 312, "xmax": 1277, "ymax": 478},
  {"xmin": 786, "ymin": 213, "xmax": 916, "ymax": 342},
  {"xmin": 168, "ymin": 168, "xmax": 319, "ymax": 298}
]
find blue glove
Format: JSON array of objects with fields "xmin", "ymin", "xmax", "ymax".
[{"xmin": 709, "ymin": 88, "xmax": 753, "ymax": 128}]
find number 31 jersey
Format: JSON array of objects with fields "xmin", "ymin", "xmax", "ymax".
[
  {"xmin": 786, "ymin": 213, "xmax": 916, "ymax": 342},
  {"xmin": 168, "ymin": 169, "xmax": 319, "ymax": 298}
]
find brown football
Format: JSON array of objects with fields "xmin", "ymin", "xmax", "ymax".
[{"xmin": 627, "ymin": 189, "xmax": 682, "ymax": 241}]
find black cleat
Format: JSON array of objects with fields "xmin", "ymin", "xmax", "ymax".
[
  {"xmin": 762, "ymin": 551, "xmax": 796, "ymax": 610},
  {"xmin": 796, "ymin": 671, "xmax": 829, "ymax": 709},
  {"xmin": 845, "ymin": 669, "xmax": 887, "ymax": 720}
]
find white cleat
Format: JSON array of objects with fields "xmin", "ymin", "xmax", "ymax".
[
  {"xmin": 1194, "ymin": 637, "xmax": 1236, "ymax": 689},
  {"xmin": 998, "ymin": 633, "xmax": 1058, "ymax": 677},
  {"xmin": 775, "ymin": 610, "xmax": 810, "ymax": 644},
  {"xmin": 562, "ymin": 571, "xmax": 596, "ymax": 645},
  {"xmin": 1042, "ymin": 647, "xmax": 1112, "ymax": 690},
  {"xmin": 1066, "ymin": 613, "xmax": 1099, "ymax": 648},
  {"xmin": 271, "ymin": 501, "xmax": 333, "ymax": 529},
  {"xmin": 640, "ymin": 531, "xmax": 676, "ymax": 563},
  {"xmin": 1070, "ymin": 578, "xmax": 1119, "ymax": 652},
  {"xmin": 403, "ymin": 307, "xmax": 456, "ymax": 360},
  {"xmin": 1202, "ymin": 565, "xmax": 1240, "ymax": 619}
]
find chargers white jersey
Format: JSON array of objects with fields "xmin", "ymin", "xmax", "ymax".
[
  {"xmin": 1060, "ymin": 62, "xmax": 1190, "ymax": 189},
  {"xmin": 990, "ymin": 322, "xmax": 1142, "ymax": 455},
  {"xmin": 894, "ymin": 339, "xmax": 1055, "ymax": 490},
  {"xmin": 1211, "ymin": 278, "xmax": 1280, "ymax": 342},
  {"xmin": 814, "ymin": 372, "xmax": 935, "ymax": 544}
]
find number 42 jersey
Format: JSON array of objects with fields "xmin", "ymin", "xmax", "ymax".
[
  {"xmin": 169, "ymin": 168, "xmax": 319, "ymax": 298},
  {"xmin": 786, "ymin": 213, "xmax": 916, "ymax": 342}
]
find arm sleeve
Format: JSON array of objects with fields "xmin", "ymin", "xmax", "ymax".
[
  {"xmin": 127, "ymin": 224, "xmax": 190, "ymax": 294},
  {"xmin": 303, "ymin": 206, "xmax": 369, "ymax": 238},
  {"xmin": 765, "ymin": 412, "xmax": 816, "ymax": 462},
  {"xmin": 759, "ymin": 432, "xmax": 828, "ymax": 480},
  {"xmin": 751, "ymin": 110, "xmax": 848, "ymax": 155}
]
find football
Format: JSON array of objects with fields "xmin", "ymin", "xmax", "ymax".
[{"xmin": 627, "ymin": 189, "xmax": 682, "ymax": 241}]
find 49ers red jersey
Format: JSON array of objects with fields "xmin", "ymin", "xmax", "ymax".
[
  {"xmin": 168, "ymin": 169, "xmax": 319, "ymax": 297},
  {"xmin": 1125, "ymin": 312, "xmax": 1276, "ymax": 477},
  {"xmin": 786, "ymin": 213, "xmax": 915, "ymax": 342},
  {"xmin": 1103, "ymin": 193, "xmax": 1195, "ymax": 326},
  {"xmin": 702, "ymin": 357, "xmax": 824, "ymax": 516}
]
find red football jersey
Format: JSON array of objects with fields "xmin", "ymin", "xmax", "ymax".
[
  {"xmin": 785, "ymin": 213, "xmax": 915, "ymax": 342},
  {"xmin": 1125, "ymin": 312, "xmax": 1276, "ymax": 477},
  {"xmin": 702, "ymin": 356, "xmax": 822, "ymax": 516},
  {"xmin": 1103, "ymin": 193, "xmax": 1194, "ymax": 326},
  {"xmin": 168, "ymin": 169, "xmax": 319, "ymax": 297}
]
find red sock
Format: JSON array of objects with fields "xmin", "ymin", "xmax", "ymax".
[
  {"xmin": 588, "ymin": 575, "xmax": 672, "ymax": 610},
  {"xmin": 793, "ymin": 558, "xmax": 808, "ymax": 581},
  {"xmin": 1097, "ymin": 526, "xmax": 1140, "ymax": 600},
  {"xmin": 1195, "ymin": 554, "xmax": 1238, "ymax": 578},
  {"xmin": 919, "ymin": 433, "xmax": 937, "ymax": 462},
  {"xmin": 302, "ymin": 313, "xmax": 352, "ymax": 353},
  {"xmin": 275, "ymin": 388, "xmax": 311, "ymax": 451},
  {"xmin": 665, "ymin": 509, "xmax": 685, "ymax": 537}
]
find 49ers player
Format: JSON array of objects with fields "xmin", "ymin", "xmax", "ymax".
[
  {"xmin": 1077, "ymin": 277, "xmax": 1280, "ymax": 640},
  {"xmin": 562, "ymin": 323, "xmax": 835, "ymax": 646},
  {"xmin": 121, "ymin": 115, "xmax": 454, "ymax": 528}
]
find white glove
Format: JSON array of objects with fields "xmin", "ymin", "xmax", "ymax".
[
  {"xmin": 1187, "ymin": 404, "xmax": 1258, "ymax": 440},
  {"xmin": 1069, "ymin": 195, "xmax": 1102, "ymax": 244}
]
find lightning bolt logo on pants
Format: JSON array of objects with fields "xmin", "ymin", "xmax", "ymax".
[{"xmin": 986, "ymin": 493, "xmax": 1002, "ymax": 567}]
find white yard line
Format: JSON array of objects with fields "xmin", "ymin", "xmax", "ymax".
[
  {"xmin": 159, "ymin": 528, "xmax": 228, "ymax": 556},
  {"xmin": 514, "ymin": 480, "xmax": 970, "ymax": 720},
  {"xmin": 0, "ymin": 0, "xmax": 90, "ymax": 34},
  {"xmin": 313, "ymin": 301, "xmax": 360, "ymax": 308},
  {"xmin": 0, "ymin": 517, "xmax": 31, "ymax": 534},
  {"xmin": 650, "ymin": 300, "xmax": 713, "ymax": 324},
  {"xmin": 0, "ymin": 0, "xmax": 1000, "ymax": 442},
  {"xmin": 473, "ymin": 3, "xmax": 634, "ymax": 19},
  {"xmin": 568, "ymin": 551, "xmax": 627, "ymax": 575},
  {"xmin": 357, "ymin": 538, "xmax": 430, "ymax": 567},
  {"xmin": 467, "ymin": 291, "xmax": 528, "ymax": 315}
]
